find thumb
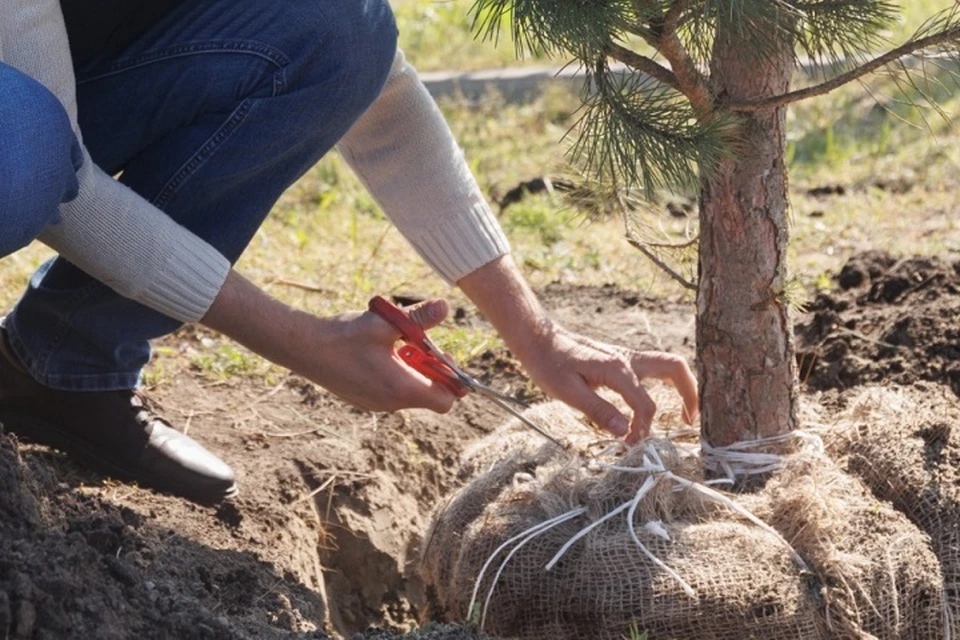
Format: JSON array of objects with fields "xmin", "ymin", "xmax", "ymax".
[{"xmin": 406, "ymin": 298, "xmax": 450, "ymax": 331}]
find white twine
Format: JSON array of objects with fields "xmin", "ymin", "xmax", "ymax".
[
  {"xmin": 471, "ymin": 434, "xmax": 822, "ymax": 626},
  {"xmin": 700, "ymin": 429, "xmax": 826, "ymax": 481},
  {"xmin": 644, "ymin": 520, "xmax": 670, "ymax": 541},
  {"xmin": 468, "ymin": 506, "xmax": 587, "ymax": 630},
  {"xmin": 566, "ymin": 439, "xmax": 810, "ymax": 588},
  {"xmin": 544, "ymin": 500, "xmax": 633, "ymax": 571},
  {"xmin": 943, "ymin": 588, "xmax": 953, "ymax": 640},
  {"xmin": 664, "ymin": 470, "xmax": 809, "ymax": 572},
  {"xmin": 625, "ymin": 476, "xmax": 697, "ymax": 597}
]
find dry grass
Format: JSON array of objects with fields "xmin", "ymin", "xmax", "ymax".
[
  {"xmin": 392, "ymin": 0, "xmax": 956, "ymax": 72},
  {"xmin": 1, "ymin": 0, "xmax": 959, "ymax": 379}
]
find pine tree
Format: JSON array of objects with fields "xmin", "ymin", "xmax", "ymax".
[{"xmin": 472, "ymin": 1, "xmax": 960, "ymax": 448}]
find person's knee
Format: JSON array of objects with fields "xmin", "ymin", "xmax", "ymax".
[
  {"xmin": 299, "ymin": 0, "xmax": 398, "ymax": 115},
  {"xmin": 0, "ymin": 65, "xmax": 81, "ymax": 256},
  {"xmin": 340, "ymin": 0, "xmax": 399, "ymax": 104}
]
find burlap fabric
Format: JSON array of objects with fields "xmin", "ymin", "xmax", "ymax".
[
  {"xmin": 832, "ymin": 386, "xmax": 960, "ymax": 636},
  {"xmin": 422, "ymin": 401, "xmax": 946, "ymax": 639}
]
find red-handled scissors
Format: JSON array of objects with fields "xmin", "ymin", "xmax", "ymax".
[{"xmin": 369, "ymin": 296, "xmax": 566, "ymax": 449}]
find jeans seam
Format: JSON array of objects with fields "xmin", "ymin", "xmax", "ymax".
[
  {"xmin": 76, "ymin": 41, "xmax": 291, "ymax": 85},
  {"xmin": 151, "ymin": 98, "xmax": 257, "ymax": 209},
  {"xmin": 273, "ymin": 66, "xmax": 288, "ymax": 97}
]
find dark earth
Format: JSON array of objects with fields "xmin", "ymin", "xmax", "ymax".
[
  {"xmin": 796, "ymin": 250, "xmax": 960, "ymax": 398},
  {"xmin": 1, "ymin": 251, "xmax": 958, "ymax": 639}
]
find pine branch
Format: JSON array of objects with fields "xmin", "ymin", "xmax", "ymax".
[
  {"xmin": 627, "ymin": 236, "xmax": 699, "ymax": 291},
  {"xmin": 658, "ymin": 0, "xmax": 714, "ymax": 115},
  {"xmin": 726, "ymin": 26, "xmax": 960, "ymax": 112},
  {"xmin": 615, "ymin": 183, "xmax": 699, "ymax": 292},
  {"xmin": 793, "ymin": 0, "xmax": 899, "ymax": 72},
  {"xmin": 605, "ymin": 43, "xmax": 680, "ymax": 90},
  {"xmin": 572, "ymin": 64, "xmax": 733, "ymax": 197},
  {"xmin": 645, "ymin": 236, "xmax": 699, "ymax": 250},
  {"xmin": 632, "ymin": 0, "xmax": 663, "ymax": 16}
]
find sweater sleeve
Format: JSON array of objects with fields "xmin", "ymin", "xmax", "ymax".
[
  {"xmin": 337, "ymin": 50, "xmax": 510, "ymax": 285},
  {"xmin": 0, "ymin": 0, "xmax": 229, "ymax": 323}
]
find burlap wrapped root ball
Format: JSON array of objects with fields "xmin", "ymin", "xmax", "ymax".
[
  {"xmin": 828, "ymin": 385, "xmax": 960, "ymax": 636},
  {"xmin": 421, "ymin": 399, "xmax": 946, "ymax": 640}
]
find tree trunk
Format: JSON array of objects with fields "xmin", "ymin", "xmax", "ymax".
[{"xmin": 697, "ymin": 31, "xmax": 799, "ymax": 447}]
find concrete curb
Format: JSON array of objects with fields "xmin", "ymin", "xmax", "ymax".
[
  {"xmin": 417, "ymin": 53, "xmax": 949, "ymax": 103},
  {"xmin": 418, "ymin": 63, "xmax": 626, "ymax": 102}
]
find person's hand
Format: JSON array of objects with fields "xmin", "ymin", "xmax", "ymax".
[
  {"xmin": 457, "ymin": 255, "xmax": 699, "ymax": 445},
  {"xmin": 515, "ymin": 320, "xmax": 698, "ymax": 444},
  {"xmin": 295, "ymin": 298, "xmax": 460, "ymax": 413},
  {"xmin": 202, "ymin": 271, "xmax": 458, "ymax": 413}
]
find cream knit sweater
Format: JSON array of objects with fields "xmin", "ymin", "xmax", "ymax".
[{"xmin": 0, "ymin": 1, "xmax": 509, "ymax": 323}]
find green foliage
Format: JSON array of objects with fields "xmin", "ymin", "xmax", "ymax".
[
  {"xmin": 393, "ymin": 0, "xmax": 528, "ymax": 70},
  {"xmin": 572, "ymin": 66, "xmax": 736, "ymax": 195},
  {"xmin": 813, "ymin": 271, "xmax": 833, "ymax": 291},
  {"xmin": 468, "ymin": 0, "xmax": 960, "ymax": 202},
  {"xmin": 682, "ymin": 1, "xmax": 901, "ymax": 69},
  {"xmin": 624, "ymin": 620, "xmax": 649, "ymax": 640},
  {"xmin": 190, "ymin": 341, "xmax": 266, "ymax": 380},
  {"xmin": 795, "ymin": 0, "xmax": 899, "ymax": 68},
  {"xmin": 500, "ymin": 196, "xmax": 570, "ymax": 245},
  {"xmin": 685, "ymin": 0, "xmax": 798, "ymax": 63},
  {"xmin": 468, "ymin": 601, "xmax": 482, "ymax": 626},
  {"xmin": 890, "ymin": 5, "xmax": 960, "ymax": 120},
  {"xmin": 471, "ymin": 0, "xmax": 635, "ymax": 59}
]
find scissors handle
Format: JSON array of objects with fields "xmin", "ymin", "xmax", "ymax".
[
  {"xmin": 397, "ymin": 345, "xmax": 468, "ymax": 397},
  {"xmin": 369, "ymin": 296, "xmax": 468, "ymax": 398},
  {"xmin": 369, "ymin": 295, "xmax": 430, "ymax": 349}
]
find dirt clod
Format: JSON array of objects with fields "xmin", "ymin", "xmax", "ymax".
[
  {"xmin": 796, "ymin": 251, "xmax": 960, "ymax": 396},
  {"xmin": 0, "ymin": 427, "xmax": 331, "ymax": 639}
]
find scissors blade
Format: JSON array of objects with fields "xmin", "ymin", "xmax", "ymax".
[
  {"xmin": 471, "ymin": 381, "xmax": 531, "ymax": 408},
  {"xmin": 367, "ymin": 296, "xmax": 565, "ymax": 448},
  {"xmin": 435, "ymin": 360, "xmax": 564, "ymax": 447},
  {"xmin": 482, "ymin": 393, "xmax": 567, "ymax": 449}
]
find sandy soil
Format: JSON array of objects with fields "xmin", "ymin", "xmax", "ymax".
[{"xmin": 1, "ymin": 253, "xmax": 957, "ymax": 639}]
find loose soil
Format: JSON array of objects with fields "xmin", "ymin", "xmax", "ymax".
[
  {"xmin": 795, "ymin": 250, "xmax": 960, "ymax": 397},
  {"xmin": 2, "ymin": 253, "xmax": 957, "ymax": 639},
  {"xmin": 0, "ymin": 284, "xmax": 690, "ymax": 640}
]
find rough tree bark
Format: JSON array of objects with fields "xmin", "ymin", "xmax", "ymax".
[{"xmin": 696, "ymin": 28, "xmax": 800, "ymax": 447}]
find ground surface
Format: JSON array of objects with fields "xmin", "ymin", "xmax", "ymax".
[
  {"xmin": 0, "ymin": 284, "xmax": 689, "ymax": 640},
  {"xmin": 1, "ymin": 253, "xmax": 958, "ymax": 639},
  {"xmin": 796, "ymin": 251, "xmax": 960, "ymax": 397}
]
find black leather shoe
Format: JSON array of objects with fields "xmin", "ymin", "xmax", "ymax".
[{"xmin": 0, "ymin": 325, "xmax": 237, "ymax": 504}]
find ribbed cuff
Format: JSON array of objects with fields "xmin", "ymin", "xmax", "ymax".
[
  {"xmin": 408, "ymin": 201, "xmax": 511, "ymax": 284},
  {"xmin": 139, "ymin": 235, "xmax": 231, "ymax": 323}
]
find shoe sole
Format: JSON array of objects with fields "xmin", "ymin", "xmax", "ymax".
[{"xmin": 0, "ymin": 409, "xmax": 238, "ymax": 505}]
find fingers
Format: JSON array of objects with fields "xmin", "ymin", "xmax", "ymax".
[
  {"xmin": 396, "ymin": 299, "xmax": 456, "ymax": 412},
  {"xmin": 544, "ymin": 344, "xmax": 646, "ymax": 439},
  {"xmin": 559, "ymin": 378, "xmax": 631, "ymax": 439},
  {"xmin": 337, "ymin": 299, "xmax": 457, "ymax": 414},
  {"xmin": 630, "ymin": 351, "xmax": 700, "ymax": 425},
  {"xmin": 589, "ymin": 354, "xmax": 659, "ymax": 443},
  {"xmin": 379, "ymin": 353, "xmax": 459, "ymax": 413},
  {"xmin": 365, "ymin": 298, "xmax": 450, "ymax": 343},
  {"xmin": 559, "ymin": 340, "xmax": 697, "ymax": 443}
]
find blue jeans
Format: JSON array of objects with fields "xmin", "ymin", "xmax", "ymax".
[
  {"xmin": 5, "ymin": 0, "xmax": 398, "ymax": 391},
  {"xmin": 0, "ymin": 63, "xmax": 83, "ymax": 256}
]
